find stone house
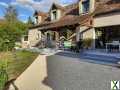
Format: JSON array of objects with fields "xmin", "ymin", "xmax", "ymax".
[{"xmin": 22, "ymin": 0, "xmax": 120, "ymax": 49}]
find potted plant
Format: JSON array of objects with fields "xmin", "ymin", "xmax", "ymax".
[{"xmin": 82, "ymin": 38, "xmax": 93, "ymax": 49}]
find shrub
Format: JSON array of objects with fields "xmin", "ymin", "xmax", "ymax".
[
  {"xmin": 82, "ymin": 38, "xmax": 93, "ymax": 49},
  {"xmin": 0, "ymin": 61, "xmax": 8, "ymax": 90}
]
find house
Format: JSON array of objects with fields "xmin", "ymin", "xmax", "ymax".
[{"xmin": 22, "ymin": 0, "xmax": 120, "ymax": 49}]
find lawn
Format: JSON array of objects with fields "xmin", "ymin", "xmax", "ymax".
[{"xmin": 0, "ymin": 50, "xmax": 39, "ymax": 80}]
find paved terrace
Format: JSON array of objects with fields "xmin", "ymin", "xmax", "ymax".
[{"xmin": 9, "ymin": 52, "xmax": 120, "ymax": 90}]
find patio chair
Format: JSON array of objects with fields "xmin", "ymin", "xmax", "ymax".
[{"xmin": 109, "ymin": 41, "xmax": 120, "ymax": 52}]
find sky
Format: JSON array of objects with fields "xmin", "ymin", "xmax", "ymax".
[{"xmin": 0, "ymin": 0, "xmax": 78, "ymax": 22}]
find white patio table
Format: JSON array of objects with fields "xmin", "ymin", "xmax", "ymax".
[{"xmin": 106, "ymin": 41, "xmax": 120, "ymax": 52}]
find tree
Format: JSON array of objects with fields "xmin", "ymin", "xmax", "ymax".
[
  {"xmin": 4, "ymin": 5, "xmax": 18, "ymax": 23},
  {"xmin": 0, "ymin": 5, "xmax": 27, "ymax": 51},
  {"xmin": 27, "ymin": 16, "xmax": 34, "ymax": 27}
]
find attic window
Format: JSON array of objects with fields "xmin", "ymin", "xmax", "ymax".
[
  {"xmin": 52, "ymin": 10, "xmax": 57, "ymax": 20},
  {"xmin": 82, "ymin": 0, "xmax": 90, "ymax": 13}
]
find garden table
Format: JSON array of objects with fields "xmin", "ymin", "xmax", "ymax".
[{"xmin": 106, "ymin": 42, "xmax": 120, "ymax": 52}]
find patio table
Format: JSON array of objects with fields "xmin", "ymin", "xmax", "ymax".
[{"xmin": 106, "ymin": 42, "xmax": 120, "ymax": 52}]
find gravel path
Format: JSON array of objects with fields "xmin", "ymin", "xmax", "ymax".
[
  {"xmin": 9, "ymin": 52, "xmax": 120, "ymax": 90},
  {"xmin": 45, "ymin": 54, "xmax": 120, "ymax": 90}
]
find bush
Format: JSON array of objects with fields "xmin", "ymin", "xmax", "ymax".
[
  {"xmin": 0, "ymin": 6, "xmax": 28, "ymax": 51},
  {"xmin": 0, "ymin": 61, "xmax": 8, "ymax": 90},
  {"xmin": 82, "ymin": 38, "xmax": 93, "ymax": 49}
]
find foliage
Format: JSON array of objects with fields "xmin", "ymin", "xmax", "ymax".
[
  {"xmin": 0, "ymin": 51, "xmax": 38, "ymax": 80},
  {"xmin": 0, "ymin": 61, "xmax": 8, "ymax": 90},
  {"xmin": 82, "ymin": 38, "xmax": 93, "ymax": 49},
  {"xmin": 4, "ymin": 6, "xmax": 17, "ymax": 23},
  {"xmin": 0, "ymin": 69, "xmax": 8, "ymax": 90},
  {"xmin": 0, "ymin": 51, "xmax": 38, "ymax": 89},
  {"xmin": 0, "ymin": 6, "xmax": 28, "ymax": 51},
  {"xmin": 27, "ymin": 16, "xmax": 34, "ymax": 27}
]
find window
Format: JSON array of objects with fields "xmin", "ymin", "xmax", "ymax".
[
  {"xmin": 47, "ymin": 33, "xmax": 51, "ymax": 40},
  {"xmin": 52, "ymin": 32, "xmax": 56, "ymax": 40},
  {"xmin": 36, "ymin": 33, "xmax": 40, "ymax": 40},
  {"xmin": 82, "ymin": 0, "xmax": 90, "ymax": 13},
  {"xmin": 24, "ymin": 36, "xmax": 28, "ymax": 41},
  {"xmin": 52, "ymin": 10, "xmax": 57, "ymax": 20}
]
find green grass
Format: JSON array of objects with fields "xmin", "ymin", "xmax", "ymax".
[{"xmin": 0, "ymin": 50, "xmax": 39, "ymax": 80}]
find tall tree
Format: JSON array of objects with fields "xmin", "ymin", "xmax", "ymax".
[
  {"xmin": 27, "ymin": 16, "xmax": 34, "ymax": 27},
  {"xmin": 0, "ymin": 5, "xmax": 28, "ymax": 51},
  {"xmin": 4, "ymin": 5, "xmax": 18, "ymax": 23}
]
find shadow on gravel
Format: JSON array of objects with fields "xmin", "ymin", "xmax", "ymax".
[
  {"xmin": 42, "ymin": 52, "xmax": 82, "ymax": 90},
  {"xmin": 42, "ymin": 53, "xmax": 71, "ymax": 90},
  {"xmin": 42, "ymin": 56, "xmax": 57, "ymax": 90},
  {"xmin": 42, "ymin": 51, "xmax": 120, "ymax": 90}
]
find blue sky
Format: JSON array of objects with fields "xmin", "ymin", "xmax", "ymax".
[{"xmin": 0, "ymin": 0, "xmax": 78, "ymax": 22}]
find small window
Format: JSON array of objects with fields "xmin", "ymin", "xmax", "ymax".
[
  {"xmin": 24, "ymin": 36, "xmax": 28, "ymax": 41},
  {"xmin": 47, "ymin": 33, "xmax": 51, "ymax": 40},
  {"xmin": 52, "ymin": 32, "xmax": 56, "ymax": 40},
  {"xmin": 36, "ymin": 34, "xmax": 40, "ymax": 40},
  {"xmin": 82, "ymin": 0, "xmax": 90, "ymax": 13},
  {"xmin": 52, "ymin": 10, "xmax": 57, "ymax": 20}
]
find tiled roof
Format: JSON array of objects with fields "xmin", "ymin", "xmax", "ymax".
[
  {"xmin": 64, "ymin": 3, "xmax": 79, "ymax": 16},
  {"xmin": 96, "ymin": 0, "xmax": 110, "ymax": 3},
  {"xmin": 94, "ymin": 2, "xmax": 120, "ymax": 16},
  {"xmin": 49, "ymin": 3, "xmax": 65, "ymax": 11},
  {"xmin": 30, "ymin": 14, "xmax": 91, "ymax": 30},
  {"xmin": 31, "ymin": 0, "xmax": 120, "ymax": 30},
  {"xmin": 34, "ymin": 11, "xmax": 48, "ymax": 17},
  {"xmin": 107, "ymin": 0, "xmax": 120, "ymax": 4}
]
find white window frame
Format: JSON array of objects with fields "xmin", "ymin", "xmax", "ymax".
[
  {"xmin": 51, "ymin": 9, "xmax": 58, "ymax": 21},
  {"xmin": 81, "ymin": 0, "xmax": 90, "ymax": 14}
]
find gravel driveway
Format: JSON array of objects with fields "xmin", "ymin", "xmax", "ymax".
[
  {"xmin": 9, "ymin": 51, "xmax": 120, "ymax": 90},
  {"xmin": 44, "ymin": 53, "xmax": 120, "ymax": 90}
]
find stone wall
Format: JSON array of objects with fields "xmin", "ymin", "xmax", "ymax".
[
  {"xmin": 28, "ymin": 28, "xmax": 41, "ymax": 47},
  {"xmin": 76, "ymin": 26, "xmax": 95, "ymax": 48}
]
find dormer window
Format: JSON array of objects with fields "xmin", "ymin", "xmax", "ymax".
[
  {"xmin": 52, "ymin": 10, "xmax": 57, "ymax": 20},
  {"xmin": 50, "ymin": 3, "xmax": 63, "ymax": 21},
  {"xmin": 51, "ymin": 9, "xmax": 60, "ymax": 21},
  {"xmin": 82, "ymin": 0, "xmax": 90, "ymax": 13},
  {"xmin": 79, "ymin": 0, "xmax": 90, "ymax": 14},
  {"xmin": 34, "ymin": 11, "xmax": 47, "ymax": 24}
]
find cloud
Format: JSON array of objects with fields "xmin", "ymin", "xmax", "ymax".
[
  {"xmin": 0, "ymin": 2, "xmax": 8, "ymax": 8},
  {"xmin": 11, "ymin": 2, "xmax": 34, "ymax": 12},
  {"xmin": 18, "ymin": 14, "xmax": 27, "ymax": 17},
  {"xmin": 16, "ymin": 0, "xmax": 61, "ymax": 12},
  {"xmin": 0, "ymin": 0, "xmax": 78, "ymax": 22},
  {"xmin": 16, "ymin": 0, "xmax": 33, "ymax": 6},
  {"xmin": 18, "ymin": 14, "xmax": 29, "ymax": 22},
  {"xmin": 15, "ymin": 0, "xmax": 78, "ymax": 12},
  {"xmin": 61, "ymin": 0, "xmax": 78, "ymax": 5},
  {"xmin": 0, "ymin": 16, "xmax": 4, "ymax": 19}
]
